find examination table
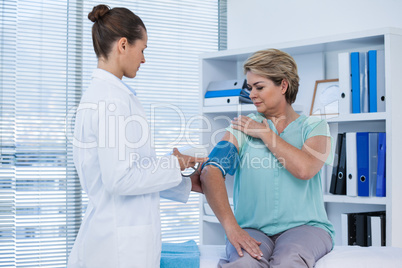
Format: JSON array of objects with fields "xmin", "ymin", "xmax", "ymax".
[{"xmin": 198, "ymin": 244, "xmax": 402, "ymax": 268}]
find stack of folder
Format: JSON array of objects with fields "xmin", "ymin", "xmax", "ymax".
[
  {"xmin": 329, "ymin": 132, "xmax": 386, "ymax": 197},
  {"xmin": 204, "ymin": 79, "xmax": 251, "ymax": 106},
  {"xmin": 341, "ymin": 211, "xmax": 386, "ymax": 247},
  {"xmin": 338, "ymin": 50, "xmax": 385, "ymax": 114}
]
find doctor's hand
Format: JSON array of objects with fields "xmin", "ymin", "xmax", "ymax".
[
  {"xmin": 172, "ymin": 148, "xmax": 208, "ymax": 171},
  {"xmin": 226, "ymin": 225, "xmax": 263, "ymax": 260}
]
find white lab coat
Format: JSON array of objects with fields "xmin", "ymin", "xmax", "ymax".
[{"xmin": 67, "ymin": 69, "xmax": 191, "ymax": 268}]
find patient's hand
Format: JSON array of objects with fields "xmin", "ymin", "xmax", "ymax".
[
  {"xmin": 231, "ymin": 115, "xmax": 271, "ymax": 139},
  {"xmin": 226, "ymin": 225, "xmax": 263, "ymax": 260}
]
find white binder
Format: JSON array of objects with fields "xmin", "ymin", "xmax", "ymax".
[
  {"xmin": 206, "ymin": 79, "xmax": 245, "ymax": 91},
  {"xmin": 338, "ymin": 52, "xmax": 351, "ymax": 114},
  {"xmin": 369, "ymin": 215, "xmax": 383, "ymax": 247},
  {"xmin": 341, "ymin": 213, "xmax": 349, "ymax": 246},
  {"xmin": 346, "ymin": 132, "xmax": 358, "ymax": 196},
  {"xmin": 204, "ymin": 96, "xmax": 240, "ymax": 106}
]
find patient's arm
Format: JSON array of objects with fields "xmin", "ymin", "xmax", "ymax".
[{"xmin": 200, "ymin": 131, "xmax": 263, "ymax": 259}]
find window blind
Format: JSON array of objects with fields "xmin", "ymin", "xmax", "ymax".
[
  {"xmin": 0, "ymin": 1, "xmax": 17, "ymax": 267},
  {"xmin": 1, "ymin": 1, "xmax": 83, "ymax": 267},
  {"xmin": 1, "ymin": 0, "xmax": 223, "ymax": 266}
]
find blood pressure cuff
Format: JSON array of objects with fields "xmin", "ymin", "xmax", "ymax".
[{"xmin": 201, "ymin": 141, "xmax": 240, "ymax": 177}]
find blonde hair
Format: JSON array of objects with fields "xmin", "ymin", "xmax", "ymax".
[{"xmin": 243, "ymin": 48, "xmax": 299, "ymax": 104}]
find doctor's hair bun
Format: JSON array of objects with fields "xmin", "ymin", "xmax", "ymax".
[
  {"xmin": 88, "ymin": 5, "xmax": 146, "ymax": 60},
  {"xmin": 88, "ymin": 4, "xmax": 110, "ymax": 22}
]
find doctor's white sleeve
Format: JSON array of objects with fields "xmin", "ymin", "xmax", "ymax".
[
  {"xmin": 96, "ymin": 98, "xmax": 183, "ymax": 196},
  {"xmin": 160, "ymin": 177, "xmax": 191, "ymax": 203}
]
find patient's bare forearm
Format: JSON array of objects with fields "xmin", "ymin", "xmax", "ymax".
[{"xmin": 200, "ymin": 166, "xmax": 238, "ymax": 230}]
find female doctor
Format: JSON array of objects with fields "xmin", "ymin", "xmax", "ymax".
[{"xmin": 67, "ymin": 5, "xmax": 207, "ymax": 268}]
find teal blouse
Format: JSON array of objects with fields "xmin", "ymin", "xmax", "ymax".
[{"xmin": 226, "ymin": 113, "xmax": 335, "ymax": 245}]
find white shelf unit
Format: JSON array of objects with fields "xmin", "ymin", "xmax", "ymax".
[{"xmin": 198, "ymin": 28, "xmax": 402, "ymax": 247}]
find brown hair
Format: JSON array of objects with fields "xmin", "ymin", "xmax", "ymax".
[
  {"xmin": 88, "ymin": 5, "xmax": 146, "ymax": 59},
  {"xmin": 244, "ymin": 48, "xmax": 299, "ymax": 104}
]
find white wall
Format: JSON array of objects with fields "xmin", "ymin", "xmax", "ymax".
[{"xmin": 228, "ymin": 0, "xmax": 402, "ymax": 49}]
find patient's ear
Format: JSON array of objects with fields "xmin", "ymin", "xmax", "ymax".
[{"xmin": 281, "ymin": 79, "xmax": 289, "ymax": 94}]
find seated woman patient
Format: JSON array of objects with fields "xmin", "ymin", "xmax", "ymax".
[{"xmin": 200, "ymin": 48, "xmax": 335, "ymax": 268}]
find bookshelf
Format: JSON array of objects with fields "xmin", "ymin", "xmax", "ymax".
[{"xmin": 198, "ymin": 28, "xmax": 402, "ymax": 247}]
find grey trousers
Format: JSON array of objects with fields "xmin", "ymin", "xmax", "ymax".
[{"xmin": 218, "ymin": 225, "xmax": 332, "ymax": 268}]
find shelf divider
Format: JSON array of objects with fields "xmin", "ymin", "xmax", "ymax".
[{"xmin": 323, "ymin": 194, "xmax": 387, "ymax": 205}]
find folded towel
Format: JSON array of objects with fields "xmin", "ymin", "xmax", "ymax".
[{"xmin": 161, "ymin": 240, "xmax": 200, "ymax": 268}]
